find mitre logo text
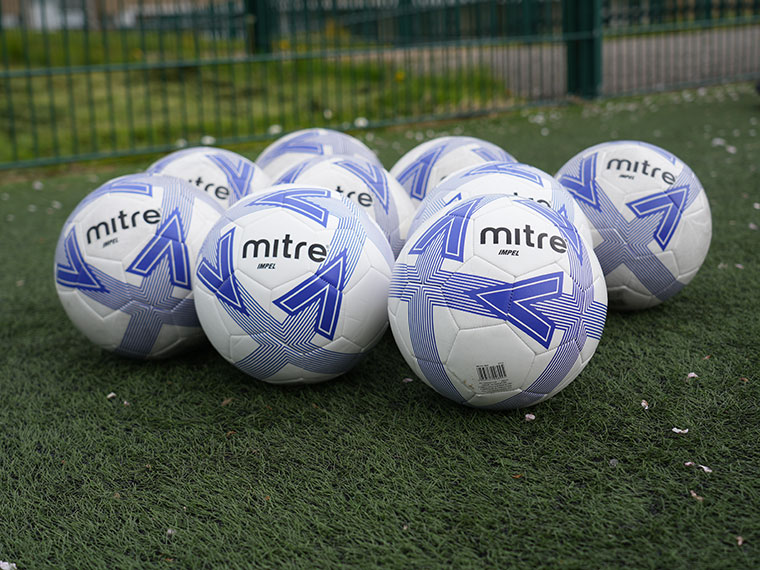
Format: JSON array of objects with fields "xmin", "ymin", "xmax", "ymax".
[
  {"xmin": 479, "ymin": 223, "xmax": 568, "ymax": 256},
  {"xmin": 241, "ymin": 233, "xmax": 328, "ymax": 263}
]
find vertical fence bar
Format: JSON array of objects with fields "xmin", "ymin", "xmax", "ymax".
[
  {"xmin": 192, "ymin": 0, "xmax": 206, "ymax": 143},
  {"xmin": 19, "ymin": 5, "xmax": 40, "ymax": 158},
  {"xmin": 61, "ymin": 0, "xmax": 80, "ymax": 157},
  {"xmin": 40, "ymin": 0, "xmax": 61, "ymax": 159},
  {"xmin": 100, "ymin": 0, "xmax": 118, "ymax": 153},
  {"xmin": 138, "ymin": 0, "xmax": 155, "ymax": 147},
  {"xmin": 173, "ymin": 0, "xmax": 190, "ymax": 145},
  {"xmin": 303, "ymin": 0, "xmax": 315, "ymax": 127},
  {"xmin": 156, "ymin": 0, "xmax": 171, "ymax": 145},
  {"xmin": 318, "ymin": 0, "xmax": 328, "ymax": 128},
  {"xmin": 0, "ymin": 1, "xmax": 19, "ymax": 163},
  {"xmin": 208, "ymin": 1, "xmax": 223, "ymax": 140},
  {"xmin": 242, "ymin": 0, "xmax": 257, "ymax": 136},
  {"xmin": 225, "ymin": 1, "xmax": 240, "ymax": 141},
  {"xmin": 274, "ymin": 1, "xmax": 286, "ymax": 131},
  {"xmin": 564, "ymin": 0, "xmax": 602, "ymax": 98},
  {"xmin": 330, "ymin": 0, "xmax": 343, "ymax": 129},
  {"xmin": 118, "ymin": 0, "xmax": 137, "ymax": 151},
  {"xmin": 81, "ymin": 0, "xmax": 99, "ymax": 154}
]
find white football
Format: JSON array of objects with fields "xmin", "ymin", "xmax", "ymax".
[
  {"xmin": 146, "ymin": 146, "xmax": 272, "ymax": 208},
  {"xmin": 555, "ymin": 140, "xmax": 712, "ymax": 310},
  {"xmin": 408, "ymin": 161, "xmax": 594, "ymax": 247},
  {"xmin": 54, "ymin": 173, "xmax": 224, "ymax": 358},
  {"xmin": 274, "ymin": 155, "xmax": 416, "ymax": 257},
  {"xmin": 193, "ymin": 185, "xmax": 394, "ymax": 384},
  {"xmin": 389, "ymin": 136, "xmax": 517, "ymax": 208},
  {"xmin": 388, "ymin": 194, "xmax": 607, "ymax": 409},
  {"xmin": 256, "ymin": 128, "xmax": 382, "ymax": 180}
]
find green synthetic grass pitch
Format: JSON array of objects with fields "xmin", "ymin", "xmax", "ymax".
[{"xmin": 1, "ymin": 83, "xmax": 760, "ymax": 569}]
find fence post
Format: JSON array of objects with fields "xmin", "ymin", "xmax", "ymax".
[
  {"xmin": 564, "ymin": 0, "xmax": 602, "ymax": 98},
  {"xmin": 650, "ymin": 0, "xmax": 664, "ymax": 24},
  {"xmin": 695, "ymin": 0, "xmax": 712, "ymax": 21},
  {"xmin": 245, "ymin": 0, "xmax": 273, "ymax": 53},
  {"xmin": 398, "ymin": 0, "xmax": 412, "ymax": 44},
  {"xmin": 521, "ymin": 0, "xmax": 537, "ymax": 37}
]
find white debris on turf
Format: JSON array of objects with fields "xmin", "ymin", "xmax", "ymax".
[
  {"xmin": 687, "ymin": 372, "xmax": 699, "ymax": 379},
  {"xmin": 524, "ymin": 413, "xmax": 536, "ymax": 422},
  {"xmin": 166, "ymin": 529, "xmax": 176, "ymax": 538},
  {"xmin": 737, "ymin": 536, "xmax": 744, "ymax": 546},
  {"xmin": 689, "ymin": 490, "xmax": 704, "ymax": 502},
  {"xmin": 0, "ymin": 562, "xmax": 18, "ymax": 570},
  {"xmin": 640, "ymin": 400, "xmax": 649, "ymax": 410},
  {"xmin": 749, "ymin": 223, "xmax": 758, "ymax": 230},
  {"xmin": 200, "ymin": 135, "xmax": 216, "ymax": 145},
  {"xmin": 106, "ymin": 392, "xmax": 116, "ymax": 400},
  {"xmin": 32, "ymin": 180, "xmax": 44, "ymax": 190},
  {"xmin": 684, "ymin": 462, "xmax": 713, "ymax": 473},
  {"xmin": 402, "ymin": 377, "xmax": 414, "ymax": 383},
  {"xmin": 672, "ymin": 427, "xmax": 689, "ymax": 434},
  {"xmin": 735, "ymin": 264, "xmax": 745, "ymax": 269}
]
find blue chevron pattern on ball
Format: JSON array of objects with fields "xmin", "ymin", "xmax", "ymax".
[
  {"xmin": 407, "ymin": 161, "xmax": 594, "ymax": 248},
  {"xmin": 389, "ymin": 136, "xmax": 517, "ymax": 208},
  {"xmin": 275, "ymin": 155, "xmax": 416, "ymax": 257},
  {"xmin": 146, "ymin": 146, "xmax": 272, "ymax": 209},
  {"xmin": 388, "ymin": 194, "xmax": 607, "ymax": 409},
  {"xmin": 193, "ymin": 185, "xmax": 394, "ymax": 384},
  {"xmin": 54, "ymin": 173, "xmax": 225, "ymax": 358},
  {"xmin": 255, "ymin": 128, "xmax": 382, "ymax": 181},
  {"xmin": 555, "ymin": 140, "xmax": 712, "ymax": 311}
]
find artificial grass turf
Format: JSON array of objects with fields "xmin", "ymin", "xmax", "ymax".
[{"xmin": 1, "ymin": 82, "xmax": 759, "ymax": 569}]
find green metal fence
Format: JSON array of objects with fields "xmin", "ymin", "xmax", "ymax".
[{"xmin": 1, "ymin": 0, "xmax": 758, "ymax": 170}]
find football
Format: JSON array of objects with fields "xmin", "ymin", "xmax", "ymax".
[
  {"xmin": 193, "ymin": 185, "xmax": 394, "ymax": 384},
  {"xmin": 389, "ymin": 136, "xmax": 517, "ymax": 208},
  {"xmin": 54, "ymin": 173, "xmax": 224, "ymax": 358},
  {"xmin": 407, "ymin": 161, "xmax": 594, "ymax": 247},
  {"xmin": 388, "ymin": 194, "xmax": 607, "ymax": 409},
  {"xmin": 274, "ymin": 155, "xmax": 416, "ymax": 257},
  {"xmin": 146, "ymin": 146, "xmax": 272, "ymax": 209},
  {"xmin": 256, "ymin": 128, "xmax": 382, "ymax": 180},
  {"xmin": 555, "ymin": 140, "xmax": 712, "ymax": 310}
]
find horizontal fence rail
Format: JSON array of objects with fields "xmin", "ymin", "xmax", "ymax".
[{"xmin": 0, "ymin": 0, "xmax": 759, "ymax": 170}]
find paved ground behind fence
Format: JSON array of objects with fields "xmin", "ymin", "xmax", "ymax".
[{"xmin": 381, "ymin": 25, "xmax": 760, "ymax": 103}]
